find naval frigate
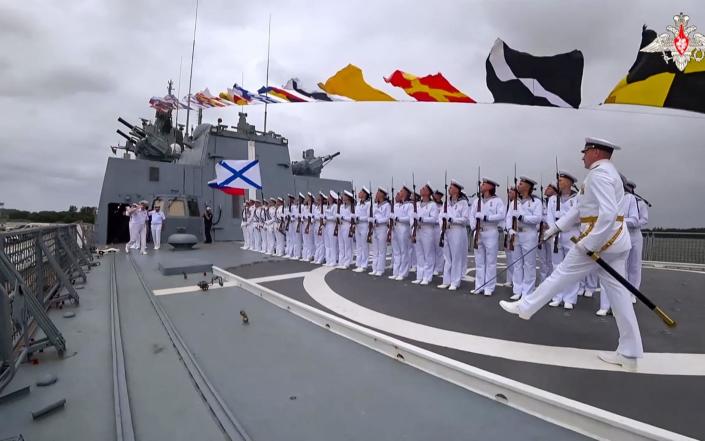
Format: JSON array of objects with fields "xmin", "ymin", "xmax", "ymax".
[{"xmin": 95, "ymin": 92, "xmax": 349, "ymax": 245}]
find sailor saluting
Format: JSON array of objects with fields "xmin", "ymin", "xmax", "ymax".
[{"xmin": 500, "ymin": 137, "xmax": 643, "ymax": 370}]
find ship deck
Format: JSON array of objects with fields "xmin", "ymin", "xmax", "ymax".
[{"xmin": 1, "ymin": 242, "xmax": 702, "ymax": 440}]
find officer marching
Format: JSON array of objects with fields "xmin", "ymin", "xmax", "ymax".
[{"xmin": 501, "ymin": 137, "xmax": 644, "ymax": 371}]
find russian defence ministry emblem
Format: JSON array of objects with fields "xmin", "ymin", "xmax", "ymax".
[{"xmin": 641, "ymin": 12, "xmax": 705, "ymax": 71}]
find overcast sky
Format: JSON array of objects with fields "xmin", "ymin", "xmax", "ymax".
[{"xmin": 1, "ymin": 0, "xmax": 703, "ymax": 227}]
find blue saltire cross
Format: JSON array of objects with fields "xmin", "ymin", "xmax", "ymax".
[{"xmin": 217, "ymin": 160, "xmax": 262, "ymax": 189}]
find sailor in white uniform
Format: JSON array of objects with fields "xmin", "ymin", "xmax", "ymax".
[
  {"xmin": 626, "ymin": 180, "xmax": 647, "ymax": 291},
  {"xmin": 337, "ymin": 190, "xmax": 355, "ymax": 269},
  {"xmin": 547, "ymin": 172, "xmax": 581, "ymax": 309},
  {"xmin": 353, "ymin": 187, "xmax": 372, "ymax": 272},
  {"xmin": 509, "ymin": 176, "xmax": 542, "ymax": 300},
  {"xmin": 501, "ymin": 137, "xmax": 644, "ymax": 371},
  {"xmin": 298, "ymin": 193, "xmax": 311, "ymax": 261},
  {"xmin": 370, "ymin": 187, "xmax": 391, "ymax": 276},
  {"xmin": 284, "ymin": 194, "xmax": 295, "ymax": 257},
  {"xmin": 266, "ymin": 198, "xmax": 277, "ymax": 255},
  {"xmin": 250, "ymin": 200, "xmax": 262, "ymax": 252},
  {"xmin": 470, "ymin": 177, "xmax": 506, "ymax": 296},
  {"xmin": 240, "ymin": 200, "xmax": 251, "ymax": 250},
  {"xmin": 324, "ymin": 191, "xmax": 339, "ymax": 267},
  {"xmin": 390, "ymin": 185, "xmax": 413, "ymax": 280},
  {"xmin": 437, "ymin": 179, "xmax": 469, "ymax": 291},
  {"xmin": 503, "ymin": 187, "xmax": 517, "ymax": 288},
  {"xmin": 411, "ymin": 182, "xmax": 439, "ymax": 285},
  {"xmin": 432, "ymin": 190, "xmax": 445, "ymax": 275},
  {"xmin": 274, "ymin": 197, "xmax": 286, "ymax": 256},
  {"xmin": 537, "ymin": 184, "xmax": 556, "ymax": 283},
  {"xmin": 313, "ymin": 192, "xmax": 327, "ymax": 264}
]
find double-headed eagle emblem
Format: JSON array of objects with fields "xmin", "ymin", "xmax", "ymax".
[{"xmin": 641, "ymin": 12, "xmax": 705, "ymax": 72}]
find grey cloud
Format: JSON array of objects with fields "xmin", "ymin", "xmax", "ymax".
[{"xmin": 0, "ymin": 65, "xmax": 117, "ymax": 98}]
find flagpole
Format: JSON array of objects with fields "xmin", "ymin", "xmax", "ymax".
[
  {"xmin": 185, "ymin": 0, "xmax": 199, "ymax": 137},
  {"xmin": 175, "ymin": 55, "xmax": 183, "ymax": 130},
  {"xmin": 263, "ymin": 13, "xmax": 271, "ymax": 133}
]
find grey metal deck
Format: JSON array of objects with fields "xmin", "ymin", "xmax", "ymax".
[{"xmin": 0, "ymin": 245, "xmax": 589, "ymax": 441}]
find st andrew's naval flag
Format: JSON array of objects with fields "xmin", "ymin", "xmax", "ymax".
[
  {"xmin": 207, "ymin": 160, "xmax": 262, "ymax": 196},
  {"xmin": 486, "ymin": 38, "xmax": 584, "ymax": 108}
]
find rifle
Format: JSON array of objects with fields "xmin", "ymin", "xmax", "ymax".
[
  {"xmin": 439, "ymin": 171, "xmax": 448, "ymax": 248},
  {"xmin": 296, "ymin": 195, "xmax": 303, "ymax": 233},
  {"xmin": 304, "ymin": 197, "xmax": 312, "ymax": 234},
  {"xmin": 366, "ymin": 183, "xmax": 374, "ymax": 243},
  {"xmin": 473, "ymin": 167, "xmax": 481, "ymax": 249},
  {"xmin": 503, "ymin": 177, "xmax": 510, "ymax": 249},
  {"xmin": 553, "ymin": 157, "xmax": 561, "ymax": 253},
  {"xmin": 333, "ymin": 192, "xmax": 341, "ymax": 237},
  {"xmin": 411, "ymin": 174, "xmax": 418, "ymax": 244},
  {"xmin": 538, "ymin": 176, "xmax": 544, "ymax": 250},
  {"xmin": 317, "ymin": 197, "xmax": 326, "ymax": 236},
  {"xmin": 387, "ymin": 179, "xmax": 394, "ymax": 244},
  {"xmin": 509, "ymin": 164, "xmax": 518, "ymax": 251},
  {"xmin": 284, "ymin": 197, "xmax": 292, "ymax": 231},
  {"xmin": 349, "ymin": 187, "xmax": 357, "ymax": 238},
  {"xmin": 278, "ymin": 201, "xmax": 286, "ymax": 233}
]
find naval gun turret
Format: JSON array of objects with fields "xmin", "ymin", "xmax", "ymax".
[
  {"xmin": 291, "ymin": 149, "xmax": 340, "ymax": 178},
  {"xmin": 111, "ymin": 81, "xmax": 188, "ymax": 162}
]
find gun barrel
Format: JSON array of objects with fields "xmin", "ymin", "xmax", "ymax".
[
  {"xmin": 116, "ymin": 129, "xmax": 134, "ymax": 142},
  {"xmin": 118, "ymin": 117, "xmax": 145, "ymax": 136}
]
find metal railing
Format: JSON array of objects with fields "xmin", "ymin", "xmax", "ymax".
[
  {"xmin": 0, "ymin": 223, "xmax": 94, "ymax": 391},
  {"xmin": 491, "ymin": 229, "xmax": 704, "ymax": 265},
  {"xmin": 642, "ymin": 231, "xmax": 705, "ymax": 265}
]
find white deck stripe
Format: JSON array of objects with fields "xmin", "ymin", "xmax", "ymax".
[
  {"xmin": 248, "ymin": 271, "xmax": 310, "ymax": 284},
  {"xmin": 302, "ymin": 266, "xmax": 705, "ymax": 376},
  {"xmin": 213, "ymin": 265, "xmax": 696, "ymax": 441},
  {"xmin": 153, "ymin": 271, "xmax": 310, "ymax": 296},
  {"xmin": 153, "ymin": 281, "xmax": 239, "ymax": 296}
]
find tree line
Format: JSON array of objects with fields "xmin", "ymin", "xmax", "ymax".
[{"xmin": 1, "ymin": 206, "xmax": 96, "ymax": 224}]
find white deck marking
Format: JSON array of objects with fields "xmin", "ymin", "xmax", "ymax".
[
  {"xmin": 153, "ymin": 282, "xmax": 240, "ymax": 296},
  {"xmin": 153, "ymin": 271, "xmax": 310, "ymax": 296},
  {"xmin": 302, "ymin": 266, "xmax": 705, "ymax": 376},
  {"xmin": 248, "ymin": 271, "xmax": 310, "ymax": 284}
]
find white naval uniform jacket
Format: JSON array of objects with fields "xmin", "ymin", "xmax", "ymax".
[
  {"xmin": 515, "ymin": 196, "xmax": 542, "ymax": 232},
  {"xmin": 356, "ymin": 200, "xmax": 371, "ymax": 225},
  {"xmin": 416, "ymin": 200, "xmax": 439, "ymax": 228},
  {"xmin": 469, "ymin": 196, "xmax": 505, "ymax": 230},
  {"xmin": 373, "ymin": 201, "xmax": 391, "ymax": 226},
  {"xmin": 556, "ymin": 159, "xmax": 630, "ymax": 254},
  {"xmin": 547, "ymin": 193, "xmax": 579, "ymax": 236}
]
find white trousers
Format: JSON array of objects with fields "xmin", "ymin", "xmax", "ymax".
[
  {"xmin": 337, "ymin": 223, "xmax": 353, "ymax": 267},
  {"xmin": 355, "ymin": 223, "xmax": 370, "ymax": 269},
  {"xmin": 551, "ymin": 234, "xmax": 581, "ymax": 305},
  {"xmin": 414, "ymin": 225, "xmax": 436, "ymax": 282},
  {"xmin": 267, "ymin": 227, "xmax": 276, "ymax": 254},
  {"xmin": 434, "ymin": 226, "xmax": 444, "ymax": 273},
  {"xmin": 242, "ymin": 224, "xmax": 249, "ymax": 248},
  {"xmin": 519, "ymin": 247, "xmax": 644, "ymax": 358},
  {"xmin": 275, "ymin": 229, "xmax": 286, "ymax": 256},
  {"xmin": 474, "ymin": 228, "xmax": 499, "ymax": 293},
  {"xmin": 512, "ymin": 231, "xmax": 538, "ymax": 297},
  {"xmin": 372, "ymin": 226, "xmax": 388, "ymax": 274},
  {"xmin": 442, "ymin": 226, "xmax": 468, "ymax": 287},
  {"xmin": 314, "ymin": 229, "xmax": 325, "ymax": 263},
  {"xmin": 151, "ymin": 225, "xmax": 162, "ymax": 249},
  {"xmin": 627, "ymin": 230, "xmax": 643, "ymax": 289},
  {"xmin": 127, "ymin": 223, "xmax": 146, "ymax": 252},
  {"xmin": 325, "ymin": 223, "xmax": 338, "ymax": 266},
  {"xmin": 537, "ymin": 240, "xmax": 553, "ymax": 283},
  {"xmin": 392, "ymin": 224, "xmax": 411, "ymax": 277},
  {"xmin": 505, "ymin": 242, "xmax": 516, "ymax": 285},
  {"xmin": 302, "ymin": 229, "xmax": 315, "ymax": 260}
]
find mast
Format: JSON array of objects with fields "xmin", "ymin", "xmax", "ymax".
[
  {"xmin": 263, "ymin": 14, "xmax": 271, "ymax": 133},
  {"xmin": 185, "ymin": 0, "xmax": 199, "ymax": 137}
]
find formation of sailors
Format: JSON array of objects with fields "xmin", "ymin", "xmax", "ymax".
[{"xmin": 239, "ymin": 169, "xmax": 649, "ymax": 317}]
